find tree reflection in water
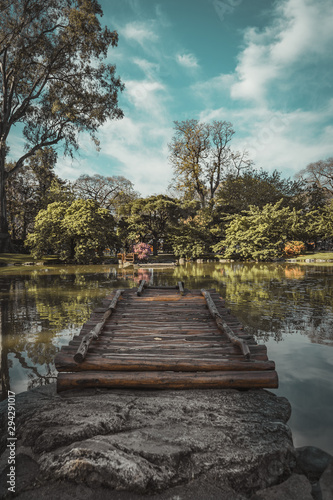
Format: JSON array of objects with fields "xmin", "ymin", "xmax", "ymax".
[
  {"xmin": 173, "ymin": 262, "xmax": 333, "ymax": 345},
  {"xmin": 0, "ymin": 266, "xmax": 124, "ymax": 397}
]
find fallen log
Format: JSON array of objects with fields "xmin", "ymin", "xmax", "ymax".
[
  {"xmin": 136, "ymin": 280, "xmax": 146, "ymax": 296},
  {"xmin": 74, "ymin": 289, "xmax": 124, "ymax": 363},
  {"xmin": 178, "ymin": 281, "xmax": 185, "ymax": 295},
  {"xmin": 57, "ymin": 369, "xmax": 278, "ymax": 392},
  {"xmin": 201, "ymin": 289, "xmax": 251, "ymax": 359},
  {"xmin": 55, "ymin": 351, "xmax": 275, "ymax": 372}
]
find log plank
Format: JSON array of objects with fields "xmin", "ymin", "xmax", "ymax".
[
  {"xmin": 136, "ymin": 280, "xmax": 146, "ymax": 296},
  {"xmin": 57, "ymin": 370, "xmax": 278, "ymax": 392},
  {"xmin": 55, "ymin": 352, "xmax": 275, "ymax": 372},
  {"xmin": 62, "ymin": 343, "xmax": 267, "ymax": 355},
  {"xmin": 201, "ymin": 289, "xmax": 251, "ymax": 359}
]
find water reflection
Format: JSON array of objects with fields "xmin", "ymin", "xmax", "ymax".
[
  {"xmin": 0, "ymin": 262, "xmax": 333, "ymax": 453},
  {"xmin": 0, "ymin": 266, "xmax": 130, "ymax": 395},
  {"xmin": 264, "ymin": 335, "xmax": 333, "ymax": 453}
]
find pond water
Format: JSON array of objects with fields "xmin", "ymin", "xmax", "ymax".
[{"xmin": 0, "ymin": 262, "xmax": 332, "ymax": 454}]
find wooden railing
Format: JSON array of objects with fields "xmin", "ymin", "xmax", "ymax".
[{"xmin": 117, "ymin": 253, "xmax": 137, "ymax": 264}]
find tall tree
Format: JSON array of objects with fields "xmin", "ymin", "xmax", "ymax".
[
  {"xmin": 216, "ymin": 169, "xmax": 305, "ymax": 214},
  {"xmin": 28, "ymin": 147, "xmax": 61, "ymax": 209},
  {"xmin": 5, "ymin": 147, "xmax": 67, "ymax": 242},
  {"xmin": 126, "ymin": 195, "xmax": 179, "ymax": 255},
  {"xmin": 296, "ymin": 158, "xmax": 333, "ymax": 198},
  {"xmin": 0, "ymin": 0, "xmax": 124, "ymax": 251},
  {"xmin": 26, "ymin": 199, "xmax": 116, "ymax": 263},
  {"xmin": 171, "ymin": 209, "xmax": 215, "ymax": 259},
  {"xmin": 6, "ymin": 164, "xmax": 36, "ymax": 241},
  {"xmin": 314, "ymin": 200, "xmax": 333, "ymax": 241},
  {"xmin": 73, "ymin": 174, "xmax": 138, "ymax": 215},
  {"xmin": 168, "ymin": 119, "xmax": 251, "ymax": 208}
]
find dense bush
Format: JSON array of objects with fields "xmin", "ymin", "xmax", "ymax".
[
  {"xmin": 26, "ymin": 199, "xmax": 116, "ymax": 263},
  {"xmin": 213, "ymin": 200, "xmax": 307, "ymax": 261},
  {"xmin": 133, "ymin": 242, "xmax": 152, "ymax": 260},
  {"xmin": 284, "ymin": 241, "xmax": 306, "ymax": 257}
]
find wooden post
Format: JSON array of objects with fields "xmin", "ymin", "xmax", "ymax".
[
  {"xmin": 136, "ymin": 280, "xmax": 146, "ymax": 296},
  {"xmin": 201, "ymin": 289, "xmax": 251, "ymax": 359},
  {"xmin": 178, "ymin": 281, "xmax": 185, "ymax": 295},
  {"xmin": 74, "ymin": 289, "xmax": 124, "ymax": 363}
]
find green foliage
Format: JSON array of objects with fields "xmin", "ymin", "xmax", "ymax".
[
  {"xmin": 125, "ymin": 195, "xmax": 180, "ymax": 255},
  {"xmin": 5, "ymin": 148, "xmax": 69, "ymax": 242},
  {"xmin": 26, "ymin": 199, "xmax": 116, "ymax": 263},
  {"xmin": 216, "ymin": 169, "xmax": 305, "ymax": 214},
  {"xmin": 213, "ymin": 200, "xmax": 311, "ymax": 261},
  {"xmin": 314, "ymin": 201, "xmax": 333, "ymax": 239},
  {"xmin": 171, "ymin": 211, "xmax": 214, "ymax": 259}
]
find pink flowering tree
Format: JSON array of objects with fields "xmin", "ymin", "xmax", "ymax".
[{"xmin": 133, "ymin": 242, "xmax": 152, "ymax": 261}]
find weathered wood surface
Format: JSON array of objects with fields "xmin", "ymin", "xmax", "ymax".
[
  {"xmin": 136, "ymin": 279, "xmax": 146, "ymax": 296},
  {"xmin": 201, "ymin": 289, "xmax": 251, "ymax": 359},
  {"xmin": 55, "ymin": 286, "xmax": 278, "ymax": 392},
  {"xmin": 73, "ymin": 289, "xmax": 124, "ymax": 363},
  {"xmin": 57, "ymin": 370, "xmax": 278, "ymax": 391}
]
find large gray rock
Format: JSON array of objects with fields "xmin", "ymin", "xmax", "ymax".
[
  {"xmin": 0, "ymin": 384, "xmax": 295, "ymax": 497},
  {"xmin": 251, "ymin": 473, "xmax": 313, "ymax": 500},
  {"xmin": 295, "ymin": 446, "xmax": 333, "ymax": 481},
  {"xmin": 320, "ymin": 461, "xmax": 333, "ymax": 500}
]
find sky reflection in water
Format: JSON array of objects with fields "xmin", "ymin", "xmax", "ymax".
[{"xmin": 0, "ymin": 262, "xmax": 332, "ymax": 453}]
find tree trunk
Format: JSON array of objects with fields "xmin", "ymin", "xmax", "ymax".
[
  {"xmin": 0, "ymin": 151, "xmax": 8, "ymax": 233},
  {"xmin": 199, "ymin": 191, "xmax": 206, "ymax": 209},
  {"xmin": 69, "ymin": 238, "xmax": 75, "ymax": 260},
  {"xmin": 152, "ymin": 238, "xmax": 158, "ymax": 256},
  {"xmin": 0, "ymin": 149, "xmax": 13, "ymax": 252},
  {"xmin": 0, "ymin": 285, "xmax": 11, "ymax": 398}
]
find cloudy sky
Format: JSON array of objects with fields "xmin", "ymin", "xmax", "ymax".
[{"xmin": 27, "ymin": 0, "xmax": 333, "ymax": 195}]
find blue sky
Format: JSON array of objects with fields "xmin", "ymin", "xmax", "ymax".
[{"xmin": 13, "ymin": 0, "xmax": 333, "ymax": 196}]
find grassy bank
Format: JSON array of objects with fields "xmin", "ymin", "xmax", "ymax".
[
  {"xmin": 0, "ymin": 253, "xmax": 59, "ymax": 266},
  {"xmin": 1, "ymin": 251, "xmax": 333, "ymax": 267},
  {"xmin": 296, "ymin": 252, "xmax": 333, "ymax": 262},
  {"xmin": 0, "ymin": 253, "xmax": 35, "ymax": 265}
]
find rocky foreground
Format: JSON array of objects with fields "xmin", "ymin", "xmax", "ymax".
[{"xmin": 0, "ymin": 384, "xmax": 332, "ymax": 499}]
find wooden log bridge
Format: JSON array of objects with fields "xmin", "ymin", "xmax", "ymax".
[{"xmin": 55, "ymin": 285, "xmax": 278, "ymax": 392}]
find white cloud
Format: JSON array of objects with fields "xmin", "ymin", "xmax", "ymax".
[
  {"xmin": 53, "ymin": 115, "xmax": 173, "ymax": 195},
  {"xmin": 176, "ymin": 53, "xmax": 199, "ymax": 69},
  {"xmin": 272, "ymin": 0, "xmax": 333, "ymax": 63},
  {"xmin": 133, "ymin": 58, "xmax": 160, "ymax": 78},
  {"xmin": 51, "ymin": 0, "xmax": 333, "ymax": 193},
  {"xmin": 231, "ymin": 34, "xmax": 279, "ymax": 102},
  {"xmin": 200, "ymin": 101, "xmax": 333, "ymax": 176},
  {"xmin": 121, "ymin": 21, "xmax": 158, "ymax": 45},
  {"xmin": 98, "ymin": 119, "xmax": 173, "ymax": 196},
  {"xmin": 154, "ymin": 4, "xmax": 171, "ymax": 28},
  {"xmin": 124, "ymin": 79, "xmax": 167, "ymax": 118},
  {"xmin": 55, "ymin": 155, "xmax": 96, "ymax": 182},
  {"xmin": 231, "ymin": 0, "xmax": 333, "ymax": 103}
]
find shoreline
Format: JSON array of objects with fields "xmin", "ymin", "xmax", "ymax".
[{"xmin": 2, "ymin": 257, "xmax": 333, "ymax": 271}]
